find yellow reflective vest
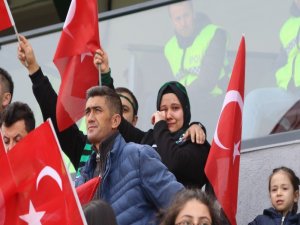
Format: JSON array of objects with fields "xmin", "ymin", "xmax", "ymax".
[
  {"xmin": 164, "ymin": 24, "xmax": 225, "ymax": 96},
  {"xmin": 276, "ymin": 17, "xmax": 300, "ymax": 90}
]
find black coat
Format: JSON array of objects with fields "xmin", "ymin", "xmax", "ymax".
[{"xmin": 248, "ymin": 207, "xmax": 300, "ymax": 225}]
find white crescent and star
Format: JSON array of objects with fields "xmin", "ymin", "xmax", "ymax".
[
  {"xmin": 81, "ymin": 52, "xmax": 93, "ymax": 62},
  {"xmin": 36, "ymin": 166, "xmax": 63, "ymax": 191},
  {"xmin": 64, "ymin": 0, "xmax": 76, "ymax": 29},
  {"xmin": 63, "ymin": 0, "xmax": 76, "ymax": 38},
  {"xmin": 19, "ymin": 201, "xmax": 45, "ymax": 225},
  {"xmin": 213, "ymin": 90, "xmax": 243, "ymax": 163},
  {"xmin": 18, "ymin": 166, "xmax": 63, "ymax": 224}
]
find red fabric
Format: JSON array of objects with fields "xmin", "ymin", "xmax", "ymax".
[
  {"xmin": 2, "ymin": 120, "xmax": 86, "ymax": 225},
  {"xmin": 0, "ymin": 0, "xmax": 13, "ymax": 31},
  {"xmin": 76, "ymin": 176, "xmax": 101, "ymax": 206},
  {"xmin": 0, "ymin": 135, "xmax": 16, "ymax": 225},
  {"xmin": 53, "ymin": 0, "xmax": 100, "ymax": 131},
  {"xmin": 205, "ymin": 36, "xmax": 246, "ymax": 225}
]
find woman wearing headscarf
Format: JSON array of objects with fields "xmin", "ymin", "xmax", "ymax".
[{"xmin": 139, "ymin": 81, "xmax": 210, "ymax": 188}]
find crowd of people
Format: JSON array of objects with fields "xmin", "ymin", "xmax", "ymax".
[
  {"xmin": 1, "ymin": 0, "xmax": 300, "ymax": 224},
  {"xmin": 0, "ymin": 35, "xmax": 298, "ymax": 224}
]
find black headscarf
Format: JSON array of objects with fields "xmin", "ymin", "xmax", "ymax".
[{"xmin": 156, "ymin": 81, "xmax": 191, "ymax": 130}]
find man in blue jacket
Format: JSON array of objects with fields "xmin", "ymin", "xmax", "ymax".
[{"xmin": 76, "ymin": 86, "xmax": 183, "ymax": 224}]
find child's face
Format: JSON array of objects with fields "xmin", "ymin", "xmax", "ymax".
[{"xmin": 269, "ymin": 171, "xmax": 299, "ymax": 216}]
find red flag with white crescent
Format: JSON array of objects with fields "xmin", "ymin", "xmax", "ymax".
[
  {"xmin": 2, "ymin": 120, "xmax": 87, "ymax": 225},
  {"xmin": 205, "ymin": 36, "xmax": 246, "ymax": 225},
  {"xmin": 53, "ymin": 0, "xmax": 100, "ymax": 131}
]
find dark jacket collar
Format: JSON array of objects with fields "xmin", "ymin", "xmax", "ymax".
[{"xmin": 263, "ymin": 207, "xmax": 299, "ymax": 222}]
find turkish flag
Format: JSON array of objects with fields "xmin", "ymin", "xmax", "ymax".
[
  {"xmin": 53, "ymin": 0, "xmax": 100, "ymax": 131},
  {"xmin": 3, "ymin": 120, "xmax": 87, "ymax": 225},
  {"xmin": 0, "ymin": 134, "xmax": 17, "ymax": 225},
  {"xmin": 205, "ymin": 36, "xmax": 245, "ymax": 225},
  {"xmin": 76, "ymin": 176, "xmax": 101, "ymax": 205},
  {"xmin": 0, "ymin": 0, "xmax": 13, "ymax": 31}
]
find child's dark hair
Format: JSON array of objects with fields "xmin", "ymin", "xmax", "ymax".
[
  {"xmin": 269, "ymin": 166, "xmax": 300, "ymax": 213},
  {"xmin": 159, "ymin": 188, "xmax": 220, "ymax": 225}
]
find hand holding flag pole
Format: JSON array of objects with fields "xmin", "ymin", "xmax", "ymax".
[
  {"xmin": 98, "ymin": 64, "xmax": 102, "ymax": 86},
  {"xmin": 94, "ymin": 49, "xmax": 110, "ymax": 87}
]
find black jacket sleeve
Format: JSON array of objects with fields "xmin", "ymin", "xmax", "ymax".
[
  {"xmin": 101, "ymin": 69, "xmax": 147, "ymax": 143},
  {"xmin": 153, "ymin": 120, "xmax": 210, "ymax": 188},
  {"xmin": 118, "ymin": 117, "xmax": 147, "ymax": 143},
  {"xmin": 29, "ymin": 68, "xmax": 87, "ymax": 169}
]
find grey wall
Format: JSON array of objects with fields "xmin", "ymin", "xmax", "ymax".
[{"xmin": 238, "ymin": 141, "xmax": 300, "ymax": 224}]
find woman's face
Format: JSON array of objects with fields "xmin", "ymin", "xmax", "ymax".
[
  {"xmin": 159, "ymin": 93, "xmax": 184, "ymax": 133},
  {"xmin": 175, "ymin": 199, "xmax": 212, "ymax": 225},
  {"xmin": 119, "ymin": 91, "xmax": 138, "ymax": 126}
]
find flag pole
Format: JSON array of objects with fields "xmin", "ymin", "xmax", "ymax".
[
  {"xmin": 98, "ymin": 64, "xmax": 102, "ymax": 86},
  {"xmin": 4, "ymin": 0, "xmax": 28, "ymax": 67},
  {"xmin": 4, "ymin": 0, "xmax": 19, "ymax": 42}
]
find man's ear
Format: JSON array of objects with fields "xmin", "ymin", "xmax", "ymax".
[
  {"xmin": 2, "ymin": 92, "xmax": 11, "ymax": 108},
  {"xmin": 111, "ymin": 114, "xmax": 121, "ymax": 129},
  {"xmin": 132, "ymin": 115, "xmax": 138, "ymax": 127},
  {"xmin": 294, "ymin": 190, "xmax": 299, "ymax": 203}
]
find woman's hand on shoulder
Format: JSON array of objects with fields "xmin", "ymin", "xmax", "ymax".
[{"xmin": 183, "ymin": 123, "xmax": 206, "ymax": 144}]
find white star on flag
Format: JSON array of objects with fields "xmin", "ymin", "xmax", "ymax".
[
  {"xmin": 19, "ymin": 200, "xmax": 45, "ymax": 225},
  {"xmin": 81, "ymin": 52, "xmax": 93, "ymax": 62},
  {"xmin": 233, "ymin": 141, "xmax": 240, "ymax": 163},
  {"xmin": 64, "ymin": 28, "xmax": 74, "ymax": 39}
]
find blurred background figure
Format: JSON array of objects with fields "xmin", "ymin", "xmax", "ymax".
[
  {"xmin": 0, "ymin": 68, "xmax": 14, "ymax": 113},
  {"xmin": 243, "ymin": 0, "xmax": 300, "ymax": 139},
  {"xmin": 270, "ymin": 0, "xmax": 300, "ymax": 134},
  {"xmin": 164, "ymin": 0, "xmax": 229, "ymax": 138}
]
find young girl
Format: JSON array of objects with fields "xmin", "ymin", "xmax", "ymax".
[
  {"xmin": 159, "ymin": 189, "xmax": 220, "ymax": 225},
  {"xmin": 248, "ymin": 166, "xmax": 300, "ymax": 225}
]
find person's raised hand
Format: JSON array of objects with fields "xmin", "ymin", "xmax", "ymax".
[
  {"xmin": 93, "ymin": 49, "xmax": 110, "ymax": 74},
  {"xmin": 17, "ymin": 35, "xmax": 39, "ymax": 75}
]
